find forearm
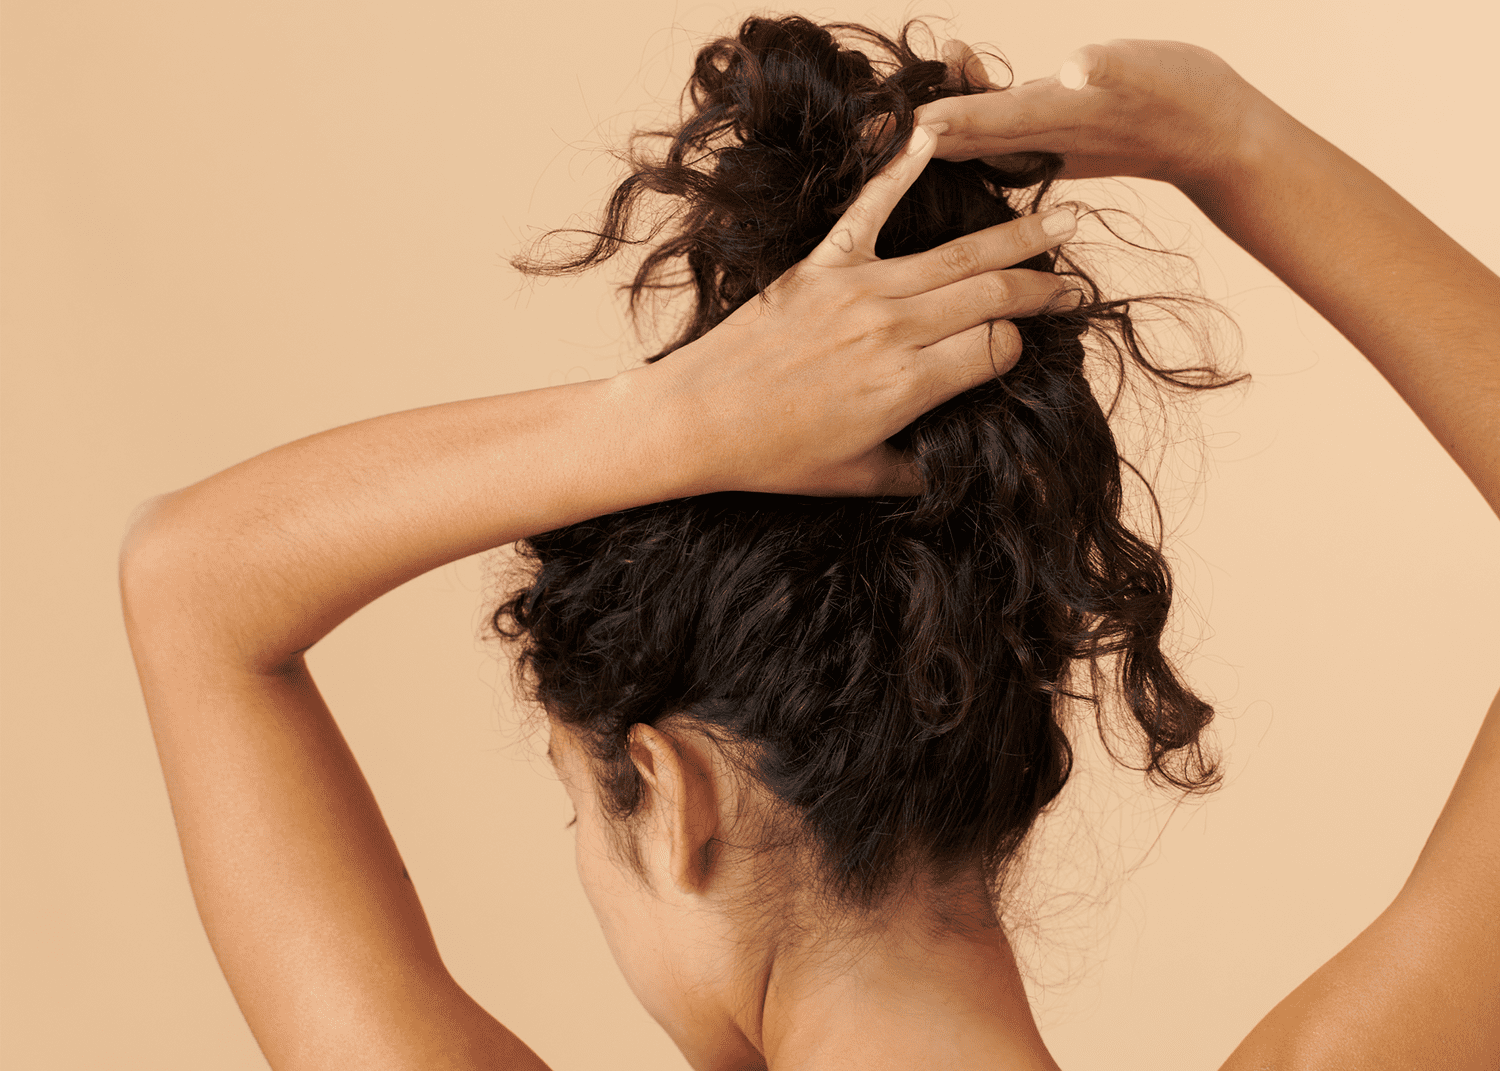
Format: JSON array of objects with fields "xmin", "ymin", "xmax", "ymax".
[
  {"xmin": 122, "ymin": 368, "xmax": 702, "ymax": 668},
  {"xmin": 119, "ymin": 369, "xmax": 704, "ymax": 1067},
  {"xmin": 1181, "ymin": 92, "xmax": 1500, "ymax": 519},
  {"xmin": 1193, "ymin": 90, "xmax": 1500, "ymax": 1069},
  {"xmin": 1184, "ymin": 91, "xmax": 1500, "ymax": 906}
]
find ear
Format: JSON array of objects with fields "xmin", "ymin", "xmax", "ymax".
[{"xmin": 627, "ymin": 724, "xmax": 721, "ymax": 894}]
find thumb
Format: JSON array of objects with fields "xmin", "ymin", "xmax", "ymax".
[
  {"xmin": 1020, "ymin": 44, "xmax": 1106, "ymax": 90},
  {"xmin": 1058, "ymin": 43, "xmax": 1110, "ymax": 90}
]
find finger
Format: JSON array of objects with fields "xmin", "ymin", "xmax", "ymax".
[
  {"xmin": 915, "ymin": 318, "xmax": 1027, "ymax": 405},
  {"xmin": 1018, "ymin": 43, "xmax": 1109, "ymax": 90},
  {"xmin": 1058, "ymin": 43, "xmax": 1111, "ymax": 90},
  {"xmin": 902, "ymin": 268, "xmax": 1082, "ymax": 347},
  {"xmin": 920, "ymin": 84, "xmax": 1079, "ymax": 161},
  {"xmin": 882, "ymin": 207, "xmax": 1077, "ymax": 297},
  {"xmin": 1057, "ymin": 59, "xmax": 1088, "ymax": 91},
  {"xmin": 838, "ymin": 318, "xmax": 1027, "ymax": 500},
  {"xmin": 923, "ymin": 45, "xmax": 1109, "ymax": 162},
  {"xmin": 808, "ymin": 121, "xmax": 945, "ymax": 267}
]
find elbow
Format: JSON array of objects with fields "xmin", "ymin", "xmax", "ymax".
[
  {"xmin": 119, "ymin": 489, "xmax": 245, "ymax": 668},
  {"xmin": 119, "ymin": 492, "xmax": 172, "ymax": 563},
  {"xmin": 118, "ymin": 491, "xmax": 198, "ymax": 624},
  {"xmin": 119, "ymin": 490, "xmax": 307, "ymax": 676}
]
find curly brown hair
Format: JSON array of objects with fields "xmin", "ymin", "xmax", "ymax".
[{"xmin": 493, "ymin": 15, "xmax": 1243, "ymax": 915}]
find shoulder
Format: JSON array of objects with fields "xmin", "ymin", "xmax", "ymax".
[{"xmin": 1217, "ymin": 890, "xmax": 1500, "ymax": 1071}]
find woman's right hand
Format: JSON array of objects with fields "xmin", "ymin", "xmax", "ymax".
[
  {"xmin": 922, "ymin": 39, "xmax": 1265, "ymax": 193},
  {"xmin": 630, "ymin": 122, "xmax": 1080, "ymax": 502}
]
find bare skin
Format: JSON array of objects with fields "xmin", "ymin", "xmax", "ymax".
[
  {"xmin": 120, "ymin": 104, "xmax": 1076, "ymax": 1071},
  {"xmin": 549, "ymin": 722, "xmax": 1062, "ymax": 1071},
  {"xmin": 121, "ymin": 37, "xmax": 1500, "ymax": 1071}
]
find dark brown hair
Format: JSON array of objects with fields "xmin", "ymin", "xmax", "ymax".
[{"xmin": 494, "ymin": 15, "xmax": 1242, "ymax": 914}]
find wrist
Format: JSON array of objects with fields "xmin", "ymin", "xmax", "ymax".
[
  {"xmin": 1174, "ymin": 87, "xmax": 1300, "ymax": 216},
  {"xmin": 605, "ymin": 357, "xmax": 731, "ymax": 500},
  {"xmin": 1158, "ymin": 56, "xmax": 1290, "ymax": 195}
]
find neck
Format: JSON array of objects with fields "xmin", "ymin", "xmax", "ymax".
[{"xmin": 751, "ymin": 902, "xmax": 1060, "ymax": 1071}]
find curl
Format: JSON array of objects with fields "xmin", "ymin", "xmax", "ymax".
[{"xmin": 496, "ymin": 15, "xmax": 1244, "ymax": 913}]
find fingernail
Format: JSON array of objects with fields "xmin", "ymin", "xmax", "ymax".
[
  {"xmin": 1058, "ymin": 59, "xmax": 1088, "ymax": 90},
  {"xmin": 1042, "ymin": 208, "xmax": 1076, "ymax": 238},
  {"xmin": 1049, "ymin": 286, "xmax": 1085, "ymax": 312},
  {"xmin": 905, "ymin": 125, "xmax": 937, "ymax": 155}
]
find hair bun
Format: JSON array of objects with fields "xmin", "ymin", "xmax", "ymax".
[
  {"xmin": 514, "ymin": 16, "xmax": 1058, "ymax": 349},
  {"xmin": 499, "ymin": 15, "xmax": 1244, "ymax": 914},
  {"xmin": 676, "ymin": 17, "xmax": 983, "ymax": 276}
]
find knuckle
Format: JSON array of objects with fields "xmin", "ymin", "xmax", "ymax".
[
  {"xmin": 1007, "ymin": 269, "xmax": 1060, "ymax": 308},
  {"xmin": 1079, "ymin": 42, "xmax": 1118, "ymax": 81},
  {"xmin": 867, "ymin": 305, "xmax": 904, "ymax": 340},
  {"xmin": 979, "ymin": 271, "xmax": 1016, "ymax": 307},
  {"xmin": 832, "ymin": 289, "xmax": 893, "ymax": 342},
  {"xmin": 937, "ymin": 239, "xmax": 984, "ymax": 278}
]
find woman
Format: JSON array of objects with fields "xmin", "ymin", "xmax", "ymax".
[{"xmin": 120, "ymin": 17, "xmax": 1500, "ymax": 1071}]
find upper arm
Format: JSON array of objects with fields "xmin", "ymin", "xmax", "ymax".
[
  {"xmin": 121, "ymin": 512, "xmax": 556, "ymax": 1071},
  {"xmin": 1219, "ymin": 688, "xmax": 1500, "ymax": 1071},
  {"xmin": 1219, "ymin": 898, "xmax": 1500, "ymax": 1071}
]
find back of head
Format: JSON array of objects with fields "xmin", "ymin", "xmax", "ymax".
[{"xmin": 494, "ymin": 15, "xmax": 1237, "ymax": 921}]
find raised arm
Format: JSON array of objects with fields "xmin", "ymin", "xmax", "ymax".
[
  {"xmin": 1169, "ymin": 49, "xmax": 1500, "ymax": 1071},
  {"xmin": 119, "ymin": 124, "xmax": 1078, "ymax": 1071},
  {"xmin": 927, "ymin": 38, "xmax": 1500, "ymax": 1069}
]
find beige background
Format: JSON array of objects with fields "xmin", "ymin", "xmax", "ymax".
[{"xmin": 3, "ymin": 1, "xmax": 1497, "ymax": 1068}]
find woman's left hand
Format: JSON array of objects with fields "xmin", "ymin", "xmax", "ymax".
[
  {"xmin": 922, "ymin": 38, "xmax": 1260, "ymax": 190},
  {"xmin": 631, "ymin": 121, "xmax": 1079, "ymax": 499}
]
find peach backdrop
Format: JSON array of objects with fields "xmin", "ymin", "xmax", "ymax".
[{"xmin": 2, "ymin": 1, "xmax": 1496, "ymax": 1068}]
